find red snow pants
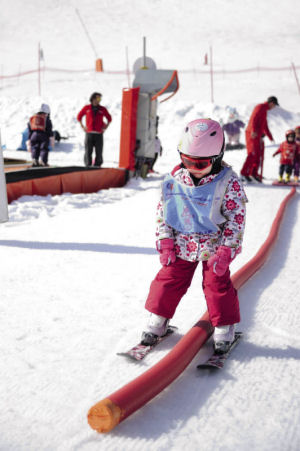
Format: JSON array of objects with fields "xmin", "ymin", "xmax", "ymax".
[
  {"xmin": 241, "ymin": 131, "xmax": 262, "ymax": 177},
  {"xmin": 145, "ymin": 258, "xmax": 240, "ymax": 327}
]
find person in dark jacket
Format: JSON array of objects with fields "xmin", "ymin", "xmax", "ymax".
[
  {"xmin": 77, "ymin": 92, "xmax": 112, "ymax": 167},
  {"xmin": 27, "ymin": 103, "xmax": 54, "ymax": 167}
]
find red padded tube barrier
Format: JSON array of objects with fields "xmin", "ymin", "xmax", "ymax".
[
  {"xmin": 6, "ymin": 168, "xmax": 127, "ymax": 203},
  {"xmin": 87, "ymin": 187, "xmax": 296, "ymax": 433},
  {"xmin": 231, "ymin": 187, "xmax": 296, "ymax": 290}
]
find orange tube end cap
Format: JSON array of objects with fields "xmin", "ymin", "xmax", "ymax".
[{"xmin": 87, "ymin": 398, "xmax": 122, "ymax": 433}]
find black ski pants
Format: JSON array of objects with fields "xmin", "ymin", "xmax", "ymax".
[
  {"xmin": 84, "ymin": 132, "xmax": 103, "ymax": 167},
  {"xmin": 30, "ymin": 131, "xmax": 49, "ymax": 164}
]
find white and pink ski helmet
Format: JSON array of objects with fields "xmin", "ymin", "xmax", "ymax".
[{"xmin": 178, "ymin": 118, "xmax": 224, "ymax": 157}]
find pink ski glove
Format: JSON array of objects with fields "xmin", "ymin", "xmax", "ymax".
[
  {"xmin": 156, "ymin": 239, "xmax": 176, "ymax": 266},
  {"xmin": 207, "ymin": 246, "xmax": 234, "ymax": 276}
]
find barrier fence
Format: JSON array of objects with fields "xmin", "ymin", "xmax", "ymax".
[
  {"xmin": 1, "ymin": 62, "xmax": 299, "ymax": 101},
  {"xmin": 1, "ymin": 64, "xmax": 299, "ymax": 80}
]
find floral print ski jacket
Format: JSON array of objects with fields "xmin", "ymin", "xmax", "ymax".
[{"xmin": 156, "ymin": 163, "xmax": 248, "ymax": 262}]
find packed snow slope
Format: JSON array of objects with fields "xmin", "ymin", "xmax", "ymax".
[{"xmin": 1, "ymin": 0, "xmax": 300, "ymax": 450}]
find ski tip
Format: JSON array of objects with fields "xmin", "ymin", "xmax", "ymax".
[
  {"xmin": 116, "ymin": 325, "xmax": 178, "ymax": 362},
  {"xmin": 196, "ymin": 362, "xmax": 223, "ymax": 370},
  {"xmin": 116, "ymin": 351, "xmax": 146, "ymax": 361}
]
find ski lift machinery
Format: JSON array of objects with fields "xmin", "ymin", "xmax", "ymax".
[{"xmin": 119, "ymin": 40, "xmax": 179, "ymax": 178}]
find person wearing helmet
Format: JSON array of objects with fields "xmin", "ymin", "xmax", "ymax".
[
  {"xmin": 141, "ymin": 119, "xmax": 248, "ymax": 354},
  {"xmin": 273, "ymin": 129, "xmax": 297, "ymax": 183},
  {"xmin": 294, "ymin": 126, "xmax": 300, "ymax": 183},
  {"xmin": 77, "ymin": 92, "xmax": 112, "ymax": 167},
  {"xmin": 40, "ymin": 103, "xmax": 50, "ymax": 115},
  {"xmin": 241, "ymin": 96, "xmax": 278, "ymax": 182},
  {"xmin": 27, "ymin": 103, "xmax": 54, "ymax": 167}
]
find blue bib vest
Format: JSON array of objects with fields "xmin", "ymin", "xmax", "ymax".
[{"xmin": 162, "ymin": 167, "xmax": 232, "ymax": 234}]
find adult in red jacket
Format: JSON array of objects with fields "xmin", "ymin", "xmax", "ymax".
[
  {"xmin": 241, "ymin": 96, "xmax": 278, "ymax": 182},
  {"xmin": 77, "ymin": 92, "xmax": 112, "ymax": 167}
]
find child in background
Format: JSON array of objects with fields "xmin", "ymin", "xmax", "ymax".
[
  {"xmin": 294, "ymin": 126, "xmax": 300, "ymax": 182},
  {"xmin": 273, "ymin": 129, "xmax": 297, "ymax": 183},
  {"xmin": 141, "ymin": 119, "xmax": 248, "ymax": 354},
  {"xmin": 27, "ymin": 104, "xmax": 54, "ymax": 167},
  {"xmin": 222, "ymin": 107, "xmax": 245, "ymax": 149}
]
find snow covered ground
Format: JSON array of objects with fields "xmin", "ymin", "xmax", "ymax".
[{"xmin": 1, "ymin": 1, "xmax": 300, "ymax": 450}]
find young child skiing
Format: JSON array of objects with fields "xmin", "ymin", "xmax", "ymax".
[
  {"xmin": 273, "ymin": 129, "xmax": 297, "ymax": 183},
  {"xmin": 294, "ymin": 126, "xmax": 300, "ymax": 182},
  {"xmin": 141, "ymin": 118, "xmax": 248, "ymax": 354},
  {"xmin": 222, "ymin": 107, "xmax": 245, "ymax": 150},
  {"xmin": 27, "ymin": 104, "xmax": 54, "ymax": 167}
]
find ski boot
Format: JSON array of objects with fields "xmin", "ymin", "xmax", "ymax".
[
  {"xmin": 278, "ymin": 175, "xmax": 283, "ymax": 183},
  {"xmin": 141, "ymin": 313, "xmax": 169, "ymax": 346},
  {"xmin": 213, "ymin": 325, "xmax": 235, "ymax": 354},
  {"xmin": 241, "ymin": 175, "xmax": 252, "ymax": 183},
  {"xmin": 39, "ymin": 160, "xmax": 49, "ymax": 167},
  {"xmin": 294, "ymin": 176, "xmax": 299, "ymax": 183},
  {"xmin": 253, "ymin": 175, "xmax": 262, "ymax": 183}
]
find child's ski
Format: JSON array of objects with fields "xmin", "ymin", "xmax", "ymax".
[
  {"xmin": 272, "ymin": 180, "xmax": 300, "ymax": 187},
  {"xmin": 117, "ymin": 326, "xmax": 177, "ymax": 361},
  {"xmin": 197, "ymin": 332, "xmax": 243, "ymax": 369}
]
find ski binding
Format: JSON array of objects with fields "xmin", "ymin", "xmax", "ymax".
[
  {"xmin": 197, "ymin": 331, "xmax": 243, "ymax": 369},
  {"xmin": 117, "ymin": 326, "xmax": 177, "ymax": 361}
]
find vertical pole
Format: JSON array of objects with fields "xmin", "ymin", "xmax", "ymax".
[
  {"xmin": 38, "ymin": 42, "xmax": 41, "ymax": 96},
  {"xmin": 143, "ymin": 36, "xmax": 146, "ymax": 68},
  {"xmin": 209, "ymin": 45, "xmax": 214, "ymax": 103},
  {"xmin": 75, "ymin": 8, "xmax": 98, "ymax": 58},
  {"xmin": 126, "ymin": 46, "xmax": 131, "ymax": 88},
  {"xmin": 291, "ymin": 62, "xmax": 300, "ymax": 95}
]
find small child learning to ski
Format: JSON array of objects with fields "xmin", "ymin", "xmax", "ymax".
[
  {"xmin": 141, "ymin": 118, "xmax": 248, "ymax": 354},
  {"xmin": 222, "ymin": 107, "xmax": 245, "ymax": 150},
  {"xmin": 27, "ymin": 103, "xmax": 54, "ymax": 167},
  {"xmin": 273, "ymin": 129, "xmax": 297, "ymax": 183}
]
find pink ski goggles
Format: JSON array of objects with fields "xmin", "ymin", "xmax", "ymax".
[{"xmin": 180, "ymin": 153, "xmax": 214, "ymax": 170}]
